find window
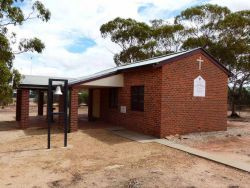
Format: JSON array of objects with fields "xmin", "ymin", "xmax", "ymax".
[
  {"xmin": 131, "ymin": 86, "xmax": 144, "ymax": 111},
  {"xmin": 109, "ymin": 88, "xmax": 118, "ymax": 108}
]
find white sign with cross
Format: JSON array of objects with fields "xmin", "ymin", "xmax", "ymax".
[
  {"xmin": 197, "ymin": 57, "xmax": 204, "ymax": 70},
  {"xmin": 193, "ymin": 76, "xmax": 206, "ymax": 97}
]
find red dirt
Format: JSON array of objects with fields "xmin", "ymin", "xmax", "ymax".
[{"xmin": 0, "ymin": 106, "xmax": 249, "ymax": 187}]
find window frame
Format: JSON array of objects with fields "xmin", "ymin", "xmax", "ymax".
[{"xmin": 131, "ymin": 85, "xmax": 144, "ymax": 112}]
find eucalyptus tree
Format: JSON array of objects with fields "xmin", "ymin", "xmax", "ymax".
[
  {"xmin": 100, "ymin": 17, "xmax": 155, "ymax": 65},
  {"xmin": 175, "ymin": 4, "xmax": 250, "ymax": 117},
  {"xmin": 100, "ymin": 17, "xmax": 185, "ymax": 65},
  {"xmin": 0, "ymin": 0, "xmax": 50, "ymax": 106},
  {"xmin": 218, "ymin": 10, "xmax": 250, "ymax": 117}
]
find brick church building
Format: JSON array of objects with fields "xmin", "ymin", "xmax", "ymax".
[{"xmin": 16, "ymin": 47, "xmax": 231, "ymax": 138}]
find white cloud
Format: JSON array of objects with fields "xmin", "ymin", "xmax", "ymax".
[
  {"xmin": 11, "ymin": 0, "xmax": 249, "ymax": 78},
  {"xmin": 209, "ymin": 0, "xmax": 250, "ymax": 11}
]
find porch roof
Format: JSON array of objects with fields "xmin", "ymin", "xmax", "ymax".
[{"xmin": 19, "ymin": 75, "xmax": 76, "ymax": 89}]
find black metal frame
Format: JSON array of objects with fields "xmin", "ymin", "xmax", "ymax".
[{"xmin": 47, "ymin": 79, "xmax": 68, "ymax": 149}]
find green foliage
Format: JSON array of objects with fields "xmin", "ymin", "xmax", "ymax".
[
  {"xmin": 100, "ymin": 17, "xmax": 185, "ymax": 65},
  {"xmin": 100, "ymin": 17, "xmax": 155, "ymax": 65},
  {"xmin": 0, "ymin": 0, "xmax": 50, "ymax": 106},
  {"xmin": 78, "ymin": 91, "xmax": 88, "ymax": 105},
  {"xmin": 18, "ymin": 37, "xmax": 45, "ymax": 53},
  {"xmin": 174, "ymin": 4, "xmax": 249, "ymax": 71}
]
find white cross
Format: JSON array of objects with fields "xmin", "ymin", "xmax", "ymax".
[{"xmin": 197, "ymin": 57, "xmax": 204, "ymax": 70}]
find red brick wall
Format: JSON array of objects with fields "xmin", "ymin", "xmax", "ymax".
[
  {"xmin": 69, "ymin": 87, "xmax": 78, "ymax": 132},
  {"xmin": 100, "ymin": 67, "xmax": 162, "ymax": 137},
  {"xmin": 160, "ymin": 53, "xmax": 228, "ymax": 137},
  {"xmin": 19, "ymin": 89, "xmax": 29, "ymax": 129}
]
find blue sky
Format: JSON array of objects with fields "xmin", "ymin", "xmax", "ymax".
[
  {"xmin": 137, "ymin": 0, "xmax": 208, "ymax": 19},
  {"xmin": 66, "ymin": 37, "xmax": 96, "ymax": 53},
  {"xmin": 11, "ymin": 0, "xmax": 250, "ymax": 77}
]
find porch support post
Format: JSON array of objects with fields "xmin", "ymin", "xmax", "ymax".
[
  {"xmin": 69, "ymin": 87, "xmax": 78, "ymax": 132},
  {"xmin": 16, "ymin": 89, "xmax": 21, "ymax": 121},
  {"xmin": 88, "ymin": 88, "xmax": 93, "ymax": 121},
  {"xmin": 19, "ymin": 89, "xmax": 29, "ymax": 129},
  {"xmin": 38, "ymin": 91, "xmax": 44, "ymax": 116}
]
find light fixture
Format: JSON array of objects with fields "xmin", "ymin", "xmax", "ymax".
[{"xmin": 54, "ymin": 86, "xmax": 63, "ymax": 95}]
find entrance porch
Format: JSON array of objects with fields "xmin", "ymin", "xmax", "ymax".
[{"xmin": 15, "ymin": 74, "xmax": 124, "ymax": 131}]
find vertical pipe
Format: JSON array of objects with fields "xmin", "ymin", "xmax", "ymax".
[
  {"xmin": 47, "ymin": 79, "xmax": 52, "ymax": 149},
  {"xmin": 68, "ymin": 89, "xmax": 72, "ymax": 133},
  {"xmin": 64, "ymin": 81, "xmax": 68, "ymax": 147}
]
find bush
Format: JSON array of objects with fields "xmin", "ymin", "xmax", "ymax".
[{"xmin": 78, "ymin": 91, "xmax": 88, "ymax": 105}]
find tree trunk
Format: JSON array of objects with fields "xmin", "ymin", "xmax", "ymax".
[
  {"xmin": 230, "ymin": 83, "xmax": 240, "ymax": 118},
  {"xmin": 230, "ymin": 96, "xmax": 239, "ymax": 118},
  {"xmin": 231, "ymin": 74, "xmax": 250, "ymax": 118}
]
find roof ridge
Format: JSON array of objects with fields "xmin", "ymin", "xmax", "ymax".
[{"xmin": 75, "ymin": 67, "xmax": 117, "ymax": 80}]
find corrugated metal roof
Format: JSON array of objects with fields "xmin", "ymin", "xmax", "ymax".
[
  {"xmin": 20, "ymin": 75, "xmax": 76, "ymax": 87},
  {"xmin": 117, "ymin": 48, "xmax": 196, "ymax": 69},
  {"xmin": 69, "ymin": 48, "xmax": 199, "ymax": 85}
]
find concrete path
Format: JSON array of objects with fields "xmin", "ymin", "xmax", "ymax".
[
  {"xmin": 107, "ymin": 127, "xmax": 157, "ymax": 143},
  {"xmin": 155, "ymin": 139, "xmax": 250, "ymax": 173},
  {"xmin": 108, "ymin": 127, "xmax": 250, "ymax": 173}
]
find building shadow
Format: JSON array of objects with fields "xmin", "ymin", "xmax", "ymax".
[
  {"xmin": 0, "ymin": 148, "xmax": 46, "ymax": 154},
  {"xmin": 0, "ymin": 121, "xmax": 19, "ymax": 131},
  {"xmin": 78, "ymin": 116, "xmax": 132, "ymax": 145},
  {"xmin": 0, "ymin": 112, "xmax": 131, "ymax": 145}
]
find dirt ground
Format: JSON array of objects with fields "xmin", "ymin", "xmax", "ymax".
[
  {"xmin": 0, "ymin": 106, "xmax": 250, "ymax": 187},
  {"xmin": 167, "ymin": 112, "xmax": 250, "ymax": 167}
]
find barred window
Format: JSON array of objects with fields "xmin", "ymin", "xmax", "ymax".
[{"xmin": 131, "ymin": 86, "xmax": 144, "ymax": 111}]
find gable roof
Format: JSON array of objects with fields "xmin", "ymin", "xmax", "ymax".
[
  {"xmin": 19, "ymin": 47, "xmax": 231, "ymax": 89},
  {"xmin": 69, "ymin": 47, "xmax": 231, "ymax": 86}
]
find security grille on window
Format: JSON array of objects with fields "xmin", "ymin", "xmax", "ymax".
[
  {"xmin": 131, "ymin": 86, "xmax": 144, "ymax": 111},
  {"xmin": 109, "ymin": 88, "xmax": 118, "ymax": 108}
]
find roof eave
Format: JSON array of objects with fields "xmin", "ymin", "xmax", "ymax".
[
  {"xmin": 18, "ymin": 84, "xmax": 49, "ymax": 90},
  {"xmin": 68, "ymin": 64, "xmax": 155, "ymax": 87}
]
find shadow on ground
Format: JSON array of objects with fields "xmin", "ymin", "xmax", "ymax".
[
  {"xmin": 77, "ymin": 117, "xmax": 132, "ymax": 145},
  {"xmin": 0, "ymin": 121, "xmax": 18, "ymax": 131}
]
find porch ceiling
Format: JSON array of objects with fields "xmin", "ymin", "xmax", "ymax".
[{"xmin": 80, "ymin": 74, "xmax": 124, "ymax": 88}]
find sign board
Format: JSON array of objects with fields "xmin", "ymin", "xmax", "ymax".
[
  {"xmin": 193, "ymin": 76, "xmax": 206, "ymax": 97},
  {"xmin": 120, "ymin": 106, "xmax": 126, "ymax": 113}
]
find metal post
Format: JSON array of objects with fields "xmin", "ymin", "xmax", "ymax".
[
  {"xmin": 68, "ymin": 89, "xmax": 71, "ymax": 133},
  {"xmin": 63, "ymin": 80, "xmax": 68, "ymax": 147},
  {"xmin": 47, "ymin": 79, "xmax": 52, "ymax": 149}
]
